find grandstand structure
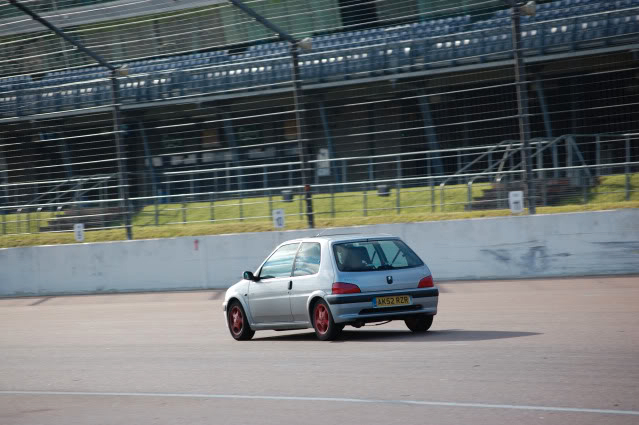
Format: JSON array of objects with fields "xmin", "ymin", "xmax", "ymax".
[{"xmin": 0, "ymin": 0, "xmax": 638, "ymax": 234}]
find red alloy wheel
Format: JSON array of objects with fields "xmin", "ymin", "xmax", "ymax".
[
  {"xmin": 230, "ymin": 305, "xmax": 244, "ymax": 336},
  {"xmin": 314, "ymin": 303, "xmax": 329, "ymax": 335}
]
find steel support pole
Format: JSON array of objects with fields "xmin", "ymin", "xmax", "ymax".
[
  {"xmin": 110, "ymin": 74, "xmax": 133, "ymax": 239},
  {"xmin": 228, "ymin": 0, "xmax": 313, "ymax": 228},
  {"xmin": 290, "ymin": 44, "xmax": 314, "ymax": 228},
  {"xmin": 510, "ymin": 4, "xmax": 536, "ymax": 214}
]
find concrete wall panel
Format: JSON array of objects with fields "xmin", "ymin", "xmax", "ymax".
[{"xmin": 1, "ymin": 210, "xmax": 638, "ymax": 296}]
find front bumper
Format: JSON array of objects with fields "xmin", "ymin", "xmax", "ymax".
[{"xmin": 324, "ymin": 287, "xmax": 439, "ymax": 324}]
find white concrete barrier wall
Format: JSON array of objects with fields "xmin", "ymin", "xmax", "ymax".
[{"xmin": 1, "ymin": 209, "xmax": 638, "ymax": 296}]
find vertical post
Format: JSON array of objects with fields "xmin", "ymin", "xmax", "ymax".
[
  {"xmin": 290, "ymin": 43, "xmax": 314, "ymax": 228},
  {"xmin": 552, "ymin": 139, "xmax": 559, "ymax": 178},
  {"xmin": 239, "ymin": 197, "xmax": 244, "ymax": 221},
  {"xmin": 110, "ymin": 73, "xmax": 133, "ymax": 239},
  {"xmin": 535, "ymin": 75, "xmax": 553, "ymax": 139},
  {"xmin": 368, "ymin": 157, "xmax": 374, "ymax": 189},
  {"xmin": 298, "ymin": 190, "xmax": 303, "ymax": 221},
  {"xmin": 418, "ymin": 92, "xmax": 444, "ymax": 175},
  {"xmin": 331, "ymin": 184, "xmax": 335, "ymax": 218},
  {"xmin": 263, "ymin": 165, "xmax": 268, "ymax": 189},
  {"xmin": 182, "ymin": 196, "xmax": 187, "ymax": 224},
  {"xmin": 342, "ymin": 160, "xmax": 347, "ymax": 191},
  {"xmin": 536, "ymin": 142, "xmax": 543, "ymax": 181},
  {"xmin": 210, "ymin": 192, "xmax": 216, "ymax": 222},
  {"xmin": 595, "ymin": 136, "xmax": 601, "ymax": 177},
  {"xmin": 189, "ymin": 172, "xmax": 195, "ymax": 201},
  {"xmin": 428, "ymin": 153, "xmax": 435, "ymax": 212},
  {"xmin": 566, "ymin": 138, "xmax": 573, "ymax": 179},
  {"xmin": 363, "ymin": 190, "xmax": 368, "ymax": 217},
  {"xmin": 154, "ymin": 193, "xmax": 159, "ymax": 226},
  {"xmin": 268, "ymin": 191, "xmax": 273, "ymax": 220},
  {"xmin": 288, "ymin": 164, "xmax": 293, "ymax": 187},
  {"xmin": 510, "ymin": 3, "xmax": 536, "ymax": 214},
  {"xmin": 396, "ymin": 159, "xmax": 401, "ymax": 214},
  {"xmin": 538, "ymin": 142, "xmax": 547, "ymax": 206},
  {"xmin": 626, "ymin": 136, "xmax": 631, "ymax": 201}
]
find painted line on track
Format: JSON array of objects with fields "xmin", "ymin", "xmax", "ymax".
[{"xmin": 0, "ymin": 391, "xmax": 638, "ymax": 416}]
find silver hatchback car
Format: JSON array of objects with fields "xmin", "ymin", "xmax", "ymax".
[{"xmin": 223, "ymin": 234, "xmax": 438, "ymax": 341}]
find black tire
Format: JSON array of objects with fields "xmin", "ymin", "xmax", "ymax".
[
  {"xmin": 405, "ymin": 315, "xmax": 434, "ymax": 332},
  {"xmin": 312, "ymin": 299, "xmax": 342, "ymax": 341},
  {"xmin": 227, "ymin": 301, "xmax": 255, "ymax": 341}
]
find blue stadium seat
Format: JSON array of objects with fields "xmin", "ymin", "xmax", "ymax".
[
  {"xmin": 147, "ymin": 67, "xmax": 173, "ymax": 100},
  {"xmin": 544, "ymin": 20, "xmax": 575, "ymax": 52},
  {"xmin": 455, "ymin": 37, "xmax": 483, "ymax": 64},
  {"xmin": 608, "ymin": 5, "xmax": 639, "ymax": 43},
  {"xmin": 0, "ymin": 86, "xmax": 17, "ymax": 118},
  {"xmin": 575, "ymin": 14, "xmax": 608, "ymax": 47},
  {"xmin": 251, "ymin": 58, "xmax": 273, "ymax": 88},
  {"xmin": 77, "ymin": 80, "xmax": 98, "ymax": 109},
  {"xmin": 345, "ymin": 41, "xmax": 373, "ymax": 77},
  {"xmin": 521, "ymin": 24, "xmax": 543, "ymax": 55},
  {"xmin": 273, "ymin": 60, "xmax": 292, "ymax": 84},
  {"xmin": 482, "ymin": 33, "xmax": 513, "ymax": 61},
  {"xmin": 59, "ymin": 79, "xmax": 78, "ymax": 111}
]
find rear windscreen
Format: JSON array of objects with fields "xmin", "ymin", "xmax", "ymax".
[{"xmin": 332, "ymin": 240, "xmax": 424, "ymax": 272}]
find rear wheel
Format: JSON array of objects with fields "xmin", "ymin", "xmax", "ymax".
[
  {"xmin": 405, "ymin": 315, "xmax": 433, "ymax": 332},
  {"xmin": 312, "ymin": 300, "xmax": 342, "ymax": 341},
  {"xmin": 227, "ymin": 301, "xmax": 255, "ymax": 341}
]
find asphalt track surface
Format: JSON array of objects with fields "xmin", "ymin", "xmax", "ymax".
[{"xmin": 1, "ymin": 276, "xmax": 638, "ymax": 425}]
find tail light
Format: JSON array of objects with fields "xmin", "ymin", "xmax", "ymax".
[
  {"xmin": 418, "ymin": 275, "xmax": 434, "ymax": 288},
  {"xmin": 332, "ymin": 282, "xmax": 361, "ymax": 294}
]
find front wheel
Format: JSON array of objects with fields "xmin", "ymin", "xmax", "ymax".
[
  {"xmin": 405, "ymin": 315, "xmax": 434, "ymax": 332},
  {"xmin": 227, "ymin": 301, "xmax": 255, "ymax": 341},
  {"xmin": 312, "ymin": 300, "xmax": 342, "ymax": 341}
]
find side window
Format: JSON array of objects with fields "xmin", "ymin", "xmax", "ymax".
[
  {"xmin": 379, "ymin": 240, "xmax": 409, "ymax": 268},
  {"xmin": 259, "ymin": 243, "xmax": 300, "ymax": 279},
  {"xmin": 293, "ymin": 242, "xmax": 322, "ymax": 277}
]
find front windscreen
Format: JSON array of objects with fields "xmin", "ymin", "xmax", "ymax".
[{"xmin": 332, "ymin": 239, "xmax": 424, "ymax": 272}]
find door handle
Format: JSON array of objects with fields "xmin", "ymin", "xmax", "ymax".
[{"xmin": 288, "ymin": 281, "xmax": 293, "ymax": 290}]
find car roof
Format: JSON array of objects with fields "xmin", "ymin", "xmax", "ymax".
[{"xmin": 285, "ymin": 233, "xmax": 399, "ymax": 244}]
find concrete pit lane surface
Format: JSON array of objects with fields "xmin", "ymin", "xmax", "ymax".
[{"xmin": 1, "ymin": 276, "xmax": 638, "ymax": 425}]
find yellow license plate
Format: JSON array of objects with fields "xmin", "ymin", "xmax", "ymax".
[{"xmin": 374, "ymin": 295, "xmax": 411, "ymax": 308}]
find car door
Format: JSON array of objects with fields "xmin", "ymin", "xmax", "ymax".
[
  {"xmin": 248, "ymin": 243, "xmax": 299, "ymax": 324},
  {"xmin": 289, "ymin": 242, "xmax": 322, "ymax": 322}
]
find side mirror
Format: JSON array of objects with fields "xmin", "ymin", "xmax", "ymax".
[{"xmin": 243, "ymin": 271, "xmax": 256, "ymax": 281}]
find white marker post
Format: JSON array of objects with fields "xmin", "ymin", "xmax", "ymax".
[
  {"xmin": 509, "ymin": 191, "xmax": 525, "ymax": 214},
  {"xmin": 74, "ymin": 223, "xmax": 85, "ymax": 242},
  {"xmin": 272, "ymin": 209, "xmax": 285, "ymax": 229}
]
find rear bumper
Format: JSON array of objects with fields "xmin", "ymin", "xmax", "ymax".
[{"xmin": 325, "ymin": 287, "xmax": 439, "ymax": 324}]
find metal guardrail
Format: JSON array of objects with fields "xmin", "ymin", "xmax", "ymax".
[{"xmin": 0, "ymin": 133, "xmax": 637, "ymax": 235}]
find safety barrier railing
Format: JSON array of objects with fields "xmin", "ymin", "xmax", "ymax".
[{"xmin": 1, "ymin": 133, "xmax": 637, "ymax": 235}]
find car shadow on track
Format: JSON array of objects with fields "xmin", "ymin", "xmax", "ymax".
[{"xmin": 255, "ymin": 329, "xmax": 541, "ymax": 342}]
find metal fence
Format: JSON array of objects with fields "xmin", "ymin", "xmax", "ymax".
[
  {"xmin": 1, "ymin": 132, "xmax": 637, "ymax": 236},
  {"xmin": 1, "ymin": 0, "xmax": 639, "ymax": 241}
]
